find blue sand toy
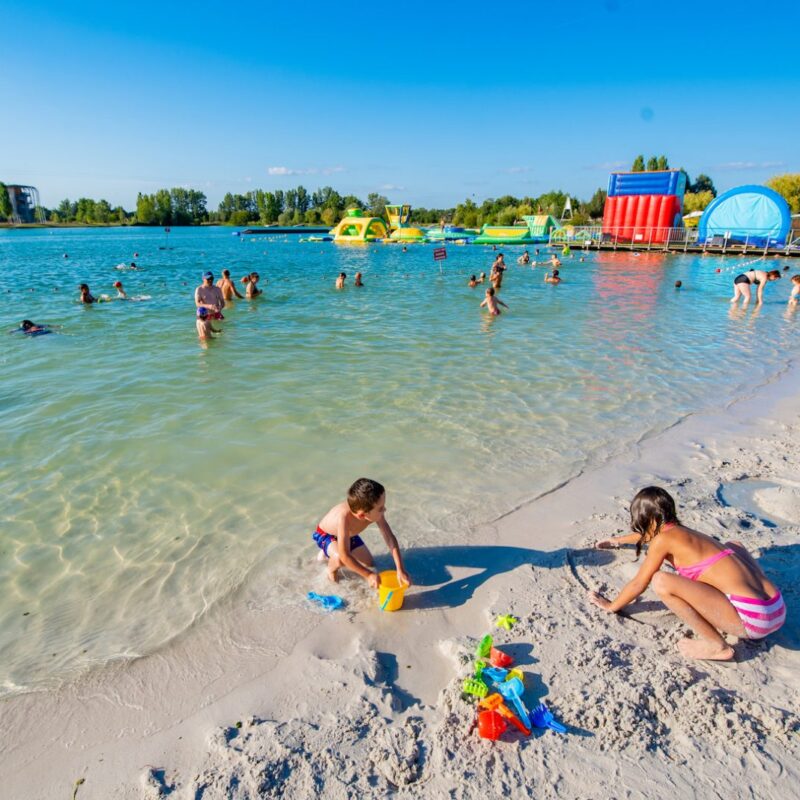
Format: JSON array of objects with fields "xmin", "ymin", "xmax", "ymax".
[
  {"xmin": 307, "ymin": 592, "xmax": 345, "ymax": 610},
  {"xmin": 530, "ymin": 702, "xmax": 567, "ymax": 733},
  {"xmin": 497, "ymin": 677, "xmax": 529, "ymax": 724},
  {"xmin": 481, "ymin": 666, "xmax": 509, "ymax": 685}
]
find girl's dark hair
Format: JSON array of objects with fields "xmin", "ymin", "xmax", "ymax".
[
  {"xmin": 630, "ymin": 486, "xmax": 679, "ymax": 557},
  {"xmin": 767, "ymin": 270, "xmax": 781, "ymax": 279}
]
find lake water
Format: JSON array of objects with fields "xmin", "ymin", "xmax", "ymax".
[{"xmin": 1, "ymin": 226, "xmax": 797, "ymax": 695}]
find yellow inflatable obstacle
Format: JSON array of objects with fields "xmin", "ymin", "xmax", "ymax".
[{"xmin": 330, "ymin": 209, "xmax": 388, "ymax": 243}]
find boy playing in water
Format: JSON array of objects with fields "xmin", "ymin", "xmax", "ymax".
[
  {"xmin": 480, "ymin": 287, "xmax": 508, "ymax": 315},
  {"xmin": 789, "ymin": 274, "xmax": 800, "ymax": 304},
  {"xmin": 196, "ymin": 307, "xmax": 221, "ymax": 340},
  {"xmin": 313, "ymin": 478, "xmax": 412, "ymax": 588},
  {"xmin": 217, "ymin": 269, "xmax": 244, "ymax": 300},
  {"xmin": 544, "ymin": 269, "xmax": 561, "ymax": 284}
]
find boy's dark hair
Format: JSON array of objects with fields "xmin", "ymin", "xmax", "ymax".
[
  {"xmin": 347, "ymin": 478, "xmax": 385, "ymax": 513},
  {"xmin": 630, "ymin": 486, "xmax": 680, "ymax": 557},
  {"xmin": 21, "ymin": 320, "xmax": 34, "ymax": 330},
  {"xmin": 767, "ymin": 270, "xmax": 781, "ymax": 279},
  {"xmin": 340, "ymin": 272, "xmax": 347, "ymax": 279},
  {"xmin": 487, "ymin": 287, "xmax": 495, "ymax": 296},
  {"xmin": 553, "ymin": 269, "xmax": 559, "ymax": 276},
  {"xmin": 222, "ymin": 269, "xmax": 230, "ymax": 277},
  {"xmin": 79, "ymin": 283, "xmax": 89, "ymax": 291}
]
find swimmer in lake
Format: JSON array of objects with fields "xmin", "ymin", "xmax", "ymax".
[
  {"xmin": 217, "ymin": 269, "xmax": 244, "ymax": 300},
  {"xmin": 468, "ymin": 275, "xmax": 478, "ymax": 288},
  {"xmin": 354, "ymin": 272, "xmax": 364, "ymax": 287},
  {"xmin": 15, "ymin": 320, "xmax": 53, "ymax": 336},
  {"xmin": 518, "ymin": 250, "xmax": 530, "ymax": 265},
  {"xmin": 113, "ymin": 281, "xmax": 127, "ymax": 299},
  {"xmin": 336, "ymin": 272, "xmax": 347, "ymax": 289},
  {"xmin": 480, "ymin": 287, "xmax": 508, "ymax": 316},
  {"xmin": 246, "ymin": 272, "xmax": 262, "ymax": 298},
  {"xmin": 544, "ymin": 269, "xmax": 561, "ymax": 284},
  {"xmin": 79, "ymin": 283, "xmax": 97, "ymax": 304}
]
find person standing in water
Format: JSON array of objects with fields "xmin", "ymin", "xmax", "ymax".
[
  {"xmin": 730, "ymin": 268, "xmax": 781, "ymax": 306},
  {"xmin": 195, "ymin": 271, "xmax": 225, "ymax": 318},
  {"xmin": 217, "ymin": 269, "xmax": 244, "ymax": 300}
]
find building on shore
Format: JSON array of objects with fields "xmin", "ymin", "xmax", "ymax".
[{"xmin": 5, "ymin": 185, "xmax": 44, "ymax": 223}]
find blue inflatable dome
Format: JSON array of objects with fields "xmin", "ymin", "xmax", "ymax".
[{"xmin": 698, "ymin": 185, "xmax": 791, "ymax": 247}]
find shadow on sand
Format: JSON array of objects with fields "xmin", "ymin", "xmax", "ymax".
[{"xmin": 374, "ymin": 544, "xmax": 615, "ymax": 611}]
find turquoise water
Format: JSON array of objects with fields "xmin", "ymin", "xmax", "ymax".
[{"xmin": 1, "ymin": 226, "xmax": 798, "ymax": 695}]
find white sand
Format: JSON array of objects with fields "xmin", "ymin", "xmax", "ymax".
[{"xmin": 2, "ymin": 366, "xmax": 800, "ymax": 799}]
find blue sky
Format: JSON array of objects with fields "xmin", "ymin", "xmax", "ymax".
[{"xmin": 2, "ymin": 0, "xmax": 798, "ymax": 210}]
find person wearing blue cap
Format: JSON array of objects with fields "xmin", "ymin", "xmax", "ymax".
[
  {"xmin": 195, "ymin": 271, "xmax": 225, "ymax": 319},
  {"xmin": 196, "ymin": 306, "xmax": 221, "ymax": 341}
]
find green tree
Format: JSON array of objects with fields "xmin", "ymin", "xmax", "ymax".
[
  {"xmin": 367, "ymin": 193, "xmax": 389, "ymax": 217},
  {"xmin": 341, "ymin": 194, "xmax": 364, "ymax": 212},
  {"xmin": 656, "ymin": 155, "xmax": 669, "ymax": 170},
  {"xmin": 766, "ymin": 174, "xmax": 800, "ymax": 213},
  {"xmin": 584, "ymin": 188, "xmax": 607, "ymax": 219},
  {"xmin": 683, "ymin": 191, "xmax": 714, "ymax": 214},
  {"xmin": 496, "ymin": 206, "xmax": 517, "ymax": 226},
  {"xmin": 94, "ymin": 199, "xmax": 112, "ymax": 223},
  {"xmin": 295, "ymin": 185, "xmax": 310, "ymax": 214},
  {"xmin": 154, "ymin": 189, "xmax": 172, "ymax": 225},
  {"xmin": 136, "ymin": 193, "xmax": 156, "ymax": 224},
  {"xmin": 321, "ymin": 207, "xmax": 339, "ymax": 227},
  {"xmin": 691, "ymin": 174, "xmax": 716, "ymax": 196},
  {"xmin": 631, "ymin": 155, "xmax": 645, "ymax": 172},
  {"xmin": 0, "ymin": 182, "xmax": 12, "ymax": 219},
  {"xmin": 646, "ymin": 156, "xmax": 659, "ymax": 171}
]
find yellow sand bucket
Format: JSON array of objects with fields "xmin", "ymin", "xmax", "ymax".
[{"xmin": 378, "ymin": 570, "xmax": 406, "ymax": 612}]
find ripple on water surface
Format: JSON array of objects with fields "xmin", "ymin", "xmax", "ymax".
[{"xmin": 0, "ymin": 228, "xmax": 797, "ymax": 693}]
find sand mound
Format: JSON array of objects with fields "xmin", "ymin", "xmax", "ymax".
[{"xmin": 754, "ymin": 484, "xmax": 800, "ymax": 525}]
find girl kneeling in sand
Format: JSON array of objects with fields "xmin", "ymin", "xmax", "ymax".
[{"xmin": 588, "ymin": 486, "xmax": 785, "ymax": 661}]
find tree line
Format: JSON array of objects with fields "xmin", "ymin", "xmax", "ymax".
[{"xmin": 4, "ymin": 167, "xmax": 800, "ymax": 227}]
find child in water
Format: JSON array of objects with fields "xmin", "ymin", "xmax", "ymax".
[
  {"xmin": 354, "ymin": 272, "xmax": 364, "ymax": 287},
  {"xmin": 335, "ymin": 272, "xmax": 347, "ymax": 289},
  {"xmin": 113, "ymin": 281, "xmax": 127, "ymax": 299},
  {"xmin": 312, "ymin": 477, "xmax": 412, "ymax": 588},
  {"xmin": 480, "ymin": 287, "xmax": 508, "ymax": 316},
  {"xmin": 79, "ymin": 284, "xmax": 96, "ymax": 304},
  {"xmin": 468, "ymin": 275, "xmax": 478, "ymax": 288},
  {"xmin": 589, "ymin": 486, "xmax": 785, "ymax": 661},
  {"xmin": 789, "ymin": 274, "xmax": 800, "ymax": 304},
  {"xmin": 196, "ymin": 307, "xmax": 221, "ymax": 340},
  {"xmin": 246, "ymin": 272, "xmax": 262, "ymax": 298}
]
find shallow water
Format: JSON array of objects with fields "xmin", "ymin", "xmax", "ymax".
[{"xmin": 0, "ymin": 227, "xmax": 797, "ymax": 694}]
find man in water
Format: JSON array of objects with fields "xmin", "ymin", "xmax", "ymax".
[
  {"xmin": 195, "ymin": 271, "xmax": 225, "ymax": 319},
  {"xmin": 217, "ymin": 269, "xmax": 244, "ymax": 301}
]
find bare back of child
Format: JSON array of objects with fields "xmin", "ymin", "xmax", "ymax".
[{"xmin": 313, "ymin": 478, "xmax": 411, "ymax": 589}]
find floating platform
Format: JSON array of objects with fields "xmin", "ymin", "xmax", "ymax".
[{"xmin": 241, "ymin": 226, "xmax": 331, "ymax": 235}]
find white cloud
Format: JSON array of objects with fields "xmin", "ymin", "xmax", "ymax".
[
  {"xmin": 267, "ymin": 165, "xmax": 347, "ymax": 177},
  {"xmin": 501, "ymin": 166, "xmax": 533, "ymax": 174},
  {"xmin": 584, "ymin": 161, "xmax": 627, "ymax": 171},
  {"xmin": 713, "ymin": 161, "xmax": 785, "ymax": 171},
  {"xmin": 380, "ymin": 183, "xmax": 405, "ymax": 191}
]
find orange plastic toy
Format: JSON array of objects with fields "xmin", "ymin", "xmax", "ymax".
[
  {"xmin": 479, "ymin": 693, "xmax": 531, "ymax": 736},
  {"xmin": 477, "ymin": 710, "xmax": 507, "ymax": 740},
  {"xmin": 490, "ymin": 646, "xmax": 514, "ymax": 668}
]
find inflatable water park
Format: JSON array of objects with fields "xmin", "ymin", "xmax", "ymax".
[
  {"xmin": 248, "ymin": 169, "xmax": 798, "ymax": 256},
  {"xmin": 326, "ymin": 204, "xmax": 562, "ymax": 245}
]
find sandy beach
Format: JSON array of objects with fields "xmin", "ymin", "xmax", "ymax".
[{"xmin": 0, "ymin": 353, "xmax": 797, "ymax": 799}]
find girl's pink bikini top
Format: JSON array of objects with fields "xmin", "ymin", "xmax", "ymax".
[{"xmin": 663, "ymin": 524, "xmax": 736, "ymax": 581}]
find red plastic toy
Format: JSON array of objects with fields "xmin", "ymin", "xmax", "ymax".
[
  {"xmin": 490, "ymin": 646, "xmax": 513, "ymax": 668},
  {"xmin": 477, "ymin": 710, "xmax": 507, "ymax": 740}
]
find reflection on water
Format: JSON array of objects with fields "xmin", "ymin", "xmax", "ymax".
[{"xmin": 0, "ymin": 227, "xmax": 797, "ymax": 694}]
